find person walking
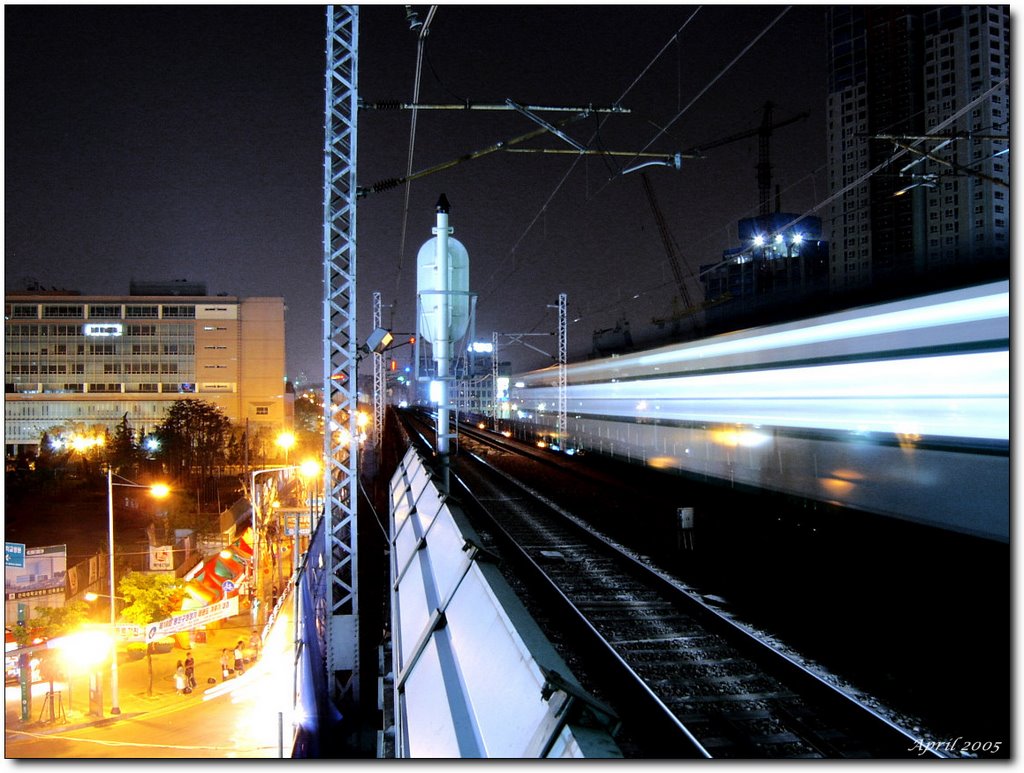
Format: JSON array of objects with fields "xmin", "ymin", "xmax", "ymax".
[
  {"xmin": 233, "ymin": 641, "xmax": 245, "ymax": 675},
  {"xmin": 248, "ymin": 631, "xmax": 261, "ymax": 663},
  {"xmin": 174, "ymin": 661, "xmax": 186, "ymax": 695},
  {"xmin": 184, "ymin": 652, "xmax": 196, "ymax": 690},
  {"xmin": 220, "ymin": 649, "xmax": 231, "ymax": 681}
]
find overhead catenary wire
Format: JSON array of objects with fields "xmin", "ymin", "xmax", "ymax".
[
  {"xmin": 394, "ymin": 5, "xmax": 438, "ymax": 318},
  {"xmin": 478, "ymin": 7, "xmax": 705, "ymax": 304},
  {"xmin": 479, "ymin": 7, "xmax": 793, "ymax": 303}
]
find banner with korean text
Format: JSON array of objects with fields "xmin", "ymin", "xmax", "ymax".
[{"xmin": 144, "ymin": 597, "xmax": 239, "ymax": 643}]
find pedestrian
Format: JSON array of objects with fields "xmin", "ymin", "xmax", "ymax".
[
  {"xmin": 248, "ymin": 631, "xmax": 260, "ymax": 662},
  {"xmin": 220, "ymin": 649, "xmax": 231, "ymax": 681},
  {"xmin": 174, "ymin": 661, "xmax": 186, "ymax": 695},
  {"xmin": 233, "ymin": 641, "xmax": 245, "ymax": 675},
  {"xmin": 184, "ymin": 652, "xmax": 197, "ymax": 690}
]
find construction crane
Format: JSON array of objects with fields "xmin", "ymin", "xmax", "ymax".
[
  {"xmin": 641, "ymin": 101, "xmax": 808, "ymax": 330},
  {"xmin": 681, "ymin": 100, "xmax": 809, "ymax": 216},
  {"xmin": 640, "ymin": 172, "xmax": 703, "ymax": 333}
]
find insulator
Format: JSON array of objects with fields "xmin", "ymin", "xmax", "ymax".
[{"xmin": 371, "ymin": 178, "xmax": 403, "ymax": 194}]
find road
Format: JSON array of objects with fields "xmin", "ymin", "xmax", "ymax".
[{"xmin": 6, "ymin": 602, "xmax": 298, "ymax": 759}]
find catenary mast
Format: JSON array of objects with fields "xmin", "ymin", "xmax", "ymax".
[{"xmin": 321, "ymin": 4, "xmax": 360, "ymax": 719}]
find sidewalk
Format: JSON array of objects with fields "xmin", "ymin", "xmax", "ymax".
[{"xmin": 5, "ymin": 613, "xmax": 260, "ymax": 736}]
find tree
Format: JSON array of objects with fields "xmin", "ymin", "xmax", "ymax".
[
  {"xmin": 155, "ymin": 399, "xmax": 232, "ymax": 503},
  {"xmin": 118, "ymin": 571, "xmax": 184, "ymax": 695},
  {"xmin": 107, "ymin": 413, "xmax": 142, "ymax": 478},
  {"xmin": 9, "ymin": 601, "xmax": 90, "ymax": 647},
  {"xmin": 293, "ymin": 394, "xmax": 324, "ymax": 459}
]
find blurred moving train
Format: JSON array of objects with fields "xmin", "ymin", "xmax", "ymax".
[{"xmin": 509, "ymin": 281, "xmax": 1009, "ymax": 542}]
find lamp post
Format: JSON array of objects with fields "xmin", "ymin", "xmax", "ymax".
[
  {"xmin": 249, "ymin": 465, "xmax": 302, "ymax": 629},
  {"xmin": 106, "ymin": 469, "xmax": 169, "ymax": 715},
  {"xmin": 275, "ymin": 432, "xmax": 296, "ymax": 466},
  {"xmin": 297, "ymin": 460, "xmax": 321, "ymax": 578}
]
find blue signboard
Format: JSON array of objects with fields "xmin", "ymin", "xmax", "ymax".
[{"xmin": 5, "ymin": 542, "xmax": 26, "ymax": 568}]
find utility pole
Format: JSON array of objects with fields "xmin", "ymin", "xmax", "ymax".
[
  {"xmin": 372, "ymin": 291, "xmax": 385, "ymax": 449},
  {"xmin": 554, "ymin": 294, "xmax": 567, "ymax": 444}
]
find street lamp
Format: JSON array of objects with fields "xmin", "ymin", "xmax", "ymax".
[
  {"xmin": 297, "ymin": 460, "xmax": 321, "ymax": 576},
  {"xmin": 275, "ymin": 432, "xmax": 296, "ymax": 465},
  {"xmin": 249, "ymin": 465, "xmax": 303, "ymax": 629},
  {"xmin": 107, "ymin": 469, "xmax": 169, "ymax": 715},
  {"xmin": 84, "ymin": 591, "xmax": 125, "ymax": 603}
]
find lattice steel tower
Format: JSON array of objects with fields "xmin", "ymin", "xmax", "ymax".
[{"xmin": 318, "ymin": 4, "xmax": 361, "ymax": 712}]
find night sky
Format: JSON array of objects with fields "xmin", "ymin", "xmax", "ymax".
[{"xmin": 5, "ymin": 5, "xmax": 828, "ymax": 379}]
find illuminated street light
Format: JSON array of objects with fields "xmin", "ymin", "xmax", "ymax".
[
  {"xmin": 84, "ymin": 591, "xmax": 125, "ymax": 603},
  {"xmin": 275, "ymin": 432, "xmax": 296, "ymax": 465},
  {"xmin": 249, "ymin": 465, "xmax": 304, "ymax": 628},
  {"xmin": 107, "ymin": 470, "xmax": 169, "ymax": 715}
]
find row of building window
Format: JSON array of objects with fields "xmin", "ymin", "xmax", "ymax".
[
  {"xmin": 8, "ymin": 343, "xmax": 197, "ymax": 357},
  {"xmin": 6, "ymin": 323, "xmax": 195, "ymax": 337},
  {"xmin": 8, "ymin": 363, "xmax": 183, "ymax": 375},
  {"xmin": 7, "ymin": 383, "xmax": 198, "ymax": 395},
  {"xmin": 5, "ymin": 344, "xmax": 198, "ymax": 357},
  {"xmin": 7, "ymin": 304, "xmax": 197, "ymax": 319}
]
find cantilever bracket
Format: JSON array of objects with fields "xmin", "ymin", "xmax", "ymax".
[{"xmin": 507, "ymin": 99, "xmax": 589, "ymax": 152}]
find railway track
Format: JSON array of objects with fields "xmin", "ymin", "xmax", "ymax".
[{"xmin": 400, "ymin": 410, "xmax": 944, "ymax": 759}]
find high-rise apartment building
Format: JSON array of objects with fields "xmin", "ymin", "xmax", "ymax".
[
  {"xmin": 4, "ymin": 282, "xmax": 291, "ymax": 453},
  {"xmin": 826, "ymin": 5, "xmax": 1009, "ymax": 292}
]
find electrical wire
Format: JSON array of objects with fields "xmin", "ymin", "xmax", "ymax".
[
  {"xmin": 478, "ymin": 8, "xmax": 704, "ymax": 304},
  {"xmin": 394, "ymin": 6, "xmax": 438, "ymax": 317}
]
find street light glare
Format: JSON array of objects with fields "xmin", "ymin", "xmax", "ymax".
[
  {"xmin": 57, "ymin": 630, "xmax": 114, "ymax": 672},
  {"xmin": 299, "ymin": 459, "xmax": 320, "ymax": 478},
  {"xmin": 276, "ymin": 432, "xmax": 296, "ymax": 450},
  {"xmin": 150, "ymin": 483, "xmax": 171, "ymax": 498}
]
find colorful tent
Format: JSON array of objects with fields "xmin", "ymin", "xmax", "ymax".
[{"xmin": 179, "ymin": 526, "xmax": 254, "ymax": 613}]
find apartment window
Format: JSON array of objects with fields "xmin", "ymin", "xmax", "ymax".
[
  {"xmin": 126, "ymin": 324, "xmax": 157, "ymax": 336},
  {"xmin": 42, "ymin": 305, "xmax": 83, "ymax": 319},
  {"xmin": 255, "ymin": 407, "xmax": 269, "ymax": 416},
  {"xmin": 162, "ymin": 305, "xmax": 195, "ymax": 318},
  {"xmin": 88, "ymin": 305, "xmax": 121, "ymax": 318},
  {"xmin": 125, "ymin": 305, "xmax": 159, "ymax": 318},
  {"xmin": 10, "ymin": 305, "xmax": 38, "ymax": 318}
]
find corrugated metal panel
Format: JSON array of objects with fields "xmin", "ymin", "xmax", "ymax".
[{"xmin": 389, "ymin": 447, "xmax": 621, "ymax": 759}]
